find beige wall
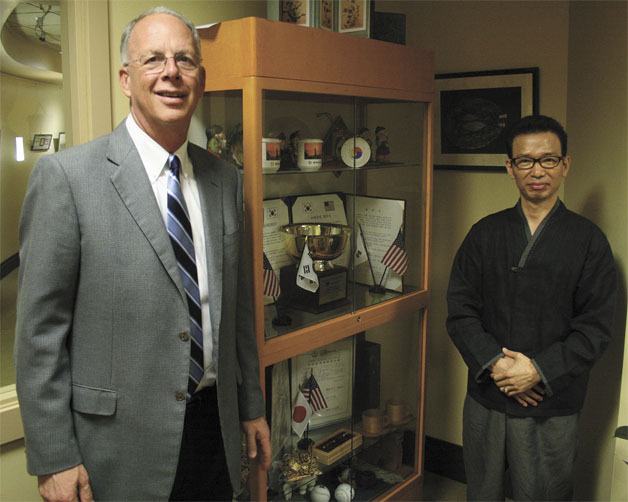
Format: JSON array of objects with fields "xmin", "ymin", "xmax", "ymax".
[
  {"xmin": 0, "ymin": 73, "xmax": 64, "ymax": 261},
  {"xmin": 381, "ymin": 1, "xmax": 626, "ymax": 498},
  {"xmin": 381, "ymin": 0, "xmax": 570, "ymax": 444},
  {"xmin": 0, "ymin": 439, "xmax": 39, "ymax": 501},
  {"xmin": 0, "ymin": 70, "xmax": 62, "ymax": 502},
  {"xmin": 566, "ymin": 3, "xmax": 627, "ymax": 500},
  {"xmin": 108, "ymin": 0, "xmax": 267, "ymax": 128}
]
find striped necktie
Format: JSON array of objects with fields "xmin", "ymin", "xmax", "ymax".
[{"xmin": 166, "ymin": 155, "xmax": 204, "ymax": 398}]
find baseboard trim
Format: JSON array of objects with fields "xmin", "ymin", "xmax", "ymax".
[{"xmin": 424, "ymin": 435, "xmax": 466, "ymax": 484}]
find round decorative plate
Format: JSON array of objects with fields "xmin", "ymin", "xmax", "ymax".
[{"xmin": 341, "ymin": 137, "xmax": 371, "ymax": 168}]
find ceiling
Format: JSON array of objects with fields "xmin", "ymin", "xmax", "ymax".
[
  {"xmin": 1, "ymin": 0, "xmax": 62, "ymax": 82},
  {"xmin": 5, "ymin": 1, "xmax": 60, "ymax": 49}
]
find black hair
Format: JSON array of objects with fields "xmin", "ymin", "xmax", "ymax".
[{"xmin": 505, "ymin": 115, "xmax": 568, "ymax": 157}]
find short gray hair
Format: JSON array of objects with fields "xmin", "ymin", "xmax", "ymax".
[{"xmin": 120, "ymin": 6, "xmax": 201, "ymax": 65}]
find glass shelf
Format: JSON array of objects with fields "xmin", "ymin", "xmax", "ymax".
[
  {"xmin": 264, "ymin": 283, "xmax": 418, "ymax": 340},
  {"xmin": 263, "ymin": 161, "xmax": 420, "ymax": 176}
]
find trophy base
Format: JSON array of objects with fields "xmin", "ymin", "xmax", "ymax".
[{"xmin": 279, "ymin": 265, "xmax": 349, "ymax": 314}]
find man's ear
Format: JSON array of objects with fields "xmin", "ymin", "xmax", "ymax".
[
  {"xmin": 198, "ymin": 65, "xmax": 206, "ymax": 93},
  {"xmin": 562, "ymin": 155, "xmax": 572, "ymax": 177},
  {"xmin": 119, "ymin": 67, "xmax": 132, "ymax": 98},
  {"xmin": 505, "ymin": 159, "xmax": 515, "ymax": 179}
]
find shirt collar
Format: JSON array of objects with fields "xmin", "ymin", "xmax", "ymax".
[{"xmin": 125, "ymin": 114, "xmax": 191, "ymax": 182}]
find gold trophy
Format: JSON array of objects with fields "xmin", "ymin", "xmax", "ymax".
[{"xmin": 279, "ymin": 223, "xmax": 351, "ymax": 313}]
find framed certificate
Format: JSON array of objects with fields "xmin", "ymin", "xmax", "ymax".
[
  {"xmin": 291, "ymin": 338, "xmax": 353, "ymax": 429},
  {"xmin": 346, "ymin": 195, "xmax": 407, "ymax": 292}
]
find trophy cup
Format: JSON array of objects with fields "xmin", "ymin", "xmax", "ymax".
[{"xmin": 279, "ymin": 223, "xmax": 351, "ymax": 313}]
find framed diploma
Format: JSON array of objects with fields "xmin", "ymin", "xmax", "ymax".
[
  {"xmin": 263, "ymin": 198, "xmax": 292, "ymax": 304},
  {"xmin": 291, "ymin": 338, "xmax": 353, "ymax": 429},
  {"xmin": 346, "ymin": 195, "xmax": 407, "ymax": 292}
]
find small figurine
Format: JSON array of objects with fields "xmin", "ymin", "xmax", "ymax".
[
  {"xmin": 375, "ymin": 126, "xmax": 391, "ymax": 162},
  {"xmin": 206, "ymin": 124, "xmax": 226, "ymax": 158},
  {"xmin": 280, "ymin": 449, "xmax": 321, "ymax": 500},
  {"xmin": 318, "ymin": 112, "xmax": 351, "ymax": 162},
  {"xmin": 226, "ymin": 123, "xmax": 243, "ymax": 167},
  {"xmin": 288, "ymin": 130, "xmax": 301, "ymax": 169}
]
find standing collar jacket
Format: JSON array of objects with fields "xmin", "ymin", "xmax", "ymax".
[{"xmin": 447, "ymin": 200, "xmax": 617, "ymax": 417}]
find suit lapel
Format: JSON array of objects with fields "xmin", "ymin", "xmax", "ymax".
[
  {"xmin": 189, "ymin": 144, "xmax": 223, "ymax": 339},
  {"xmin": 108, "ymin": 123, "xmax": 185, "ymax": 301}
]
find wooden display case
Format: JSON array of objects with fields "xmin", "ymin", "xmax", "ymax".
[{"xmin": 199, "ymin": 18, "xmax": 433, "ymax": 501}]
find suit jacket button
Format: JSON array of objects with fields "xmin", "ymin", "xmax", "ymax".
[
  {"xmin": 179, "ymin": 331, "xmax": 190, "ymax": 342},
  {"xmin": 175, "ymin": 391, "xmax": 186, "ymax": 401}
]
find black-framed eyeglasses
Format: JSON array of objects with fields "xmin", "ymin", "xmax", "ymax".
[
  {"xmin": 509, "ymin": 155, "xmax": 564, "ymax": 170},
  {"xmin": 124, "ymin": 52, "xmax": 201, "ymax": 75}
]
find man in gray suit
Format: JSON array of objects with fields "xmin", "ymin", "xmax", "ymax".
[{"xmin": 15, "ymin": 7, "xmax": 270, "ymax": 501}]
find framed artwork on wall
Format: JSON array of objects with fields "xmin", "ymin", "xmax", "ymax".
[{"xmin": 434, "ymin": 67, "xmax": 539, "ymax": 171}]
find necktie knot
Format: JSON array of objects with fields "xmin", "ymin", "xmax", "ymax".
[{"xmin": 169, "ymin": 155, "xmax": 181, "ymax": 179}]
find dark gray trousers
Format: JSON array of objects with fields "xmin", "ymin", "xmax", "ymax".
[{"xmin": 463, "ymin": 395, "xmax": 578, "ymax": 501}]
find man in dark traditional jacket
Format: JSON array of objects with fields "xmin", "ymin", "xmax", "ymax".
[{"xmin": 447, "ymin": 115, "xmax": 617, "ymax": 501}]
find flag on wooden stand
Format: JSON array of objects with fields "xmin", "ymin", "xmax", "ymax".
[
  {"xmin": 303, "ymin": 373, "xmax": 328, "ymax": 412},
  {"xmin": 381, "ymin": 228, "xmax": 408, "ymax": 276},
  {"xmin": 291, "ymin": 390, "xmax": 312, "ymax": 438},
  {"xmin": 263, "ymin": 252, "xmax": 281, "ymax": 298}
]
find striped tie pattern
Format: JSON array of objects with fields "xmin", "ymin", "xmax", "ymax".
[{"xmin": 166, "ymin": 155, "xmax": 204, "ymax": 398}]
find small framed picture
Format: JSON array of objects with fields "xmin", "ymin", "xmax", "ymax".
[
  {"xmin": 270, "ymin": 0, "xmax": 317, "ymax": 27},
  {"xmin": 31, "ymin": 134, "xmax": 53, "ymax": 152},
  {"xmin": 337, "ymin": 0, "xmax": 370, "ymax": 37},
  {"xmin": 319, "ymin": 0, "xmax": 335, "ymax": 31}
]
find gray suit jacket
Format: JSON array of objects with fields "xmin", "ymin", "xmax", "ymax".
[{"xmin": 15, "ymin": 123, "xmax": 265, "ymax": 499}]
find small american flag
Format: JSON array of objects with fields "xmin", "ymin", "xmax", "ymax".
[
  {"xmin": 302, "ymin": 373, "xmax": 328, "ymax": 412},
  {"xmin": 381, "ymin": 228, "xmax": 408, "ymax": 276},
  {"xmin": 263, "ymin": 253, "xmax": 281, "ymax": 298}
]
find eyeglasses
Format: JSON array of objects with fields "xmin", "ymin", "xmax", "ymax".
[
  {"xmin": 509, "ymin": 155, "xmax": 564, "ymax": 170},
  {"xmin": 124, "ymin": 53, "xmax": 201, "ymax": 74}
]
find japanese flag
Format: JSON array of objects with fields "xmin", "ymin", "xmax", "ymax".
[{"xmin": 291, "ymin": 390, "xmax": 312, "ymax": 438}]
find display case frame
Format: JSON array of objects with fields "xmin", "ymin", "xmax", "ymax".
[{"xmin": 199, "ymin": 17, "xmax": 434, "ymax": 500}]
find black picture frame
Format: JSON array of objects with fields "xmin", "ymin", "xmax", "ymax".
[
  {"xmin": 434, "ymin": 67, "xmax": 539, "ymax": 171},
  {"xmin": 31, "ymin": 133, "xmax": 53, "ymax": 152}
]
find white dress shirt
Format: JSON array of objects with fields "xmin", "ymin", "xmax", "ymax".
[{"xmin": 126, "ymin": 114, "xmax": 216, "ymax": 387}]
